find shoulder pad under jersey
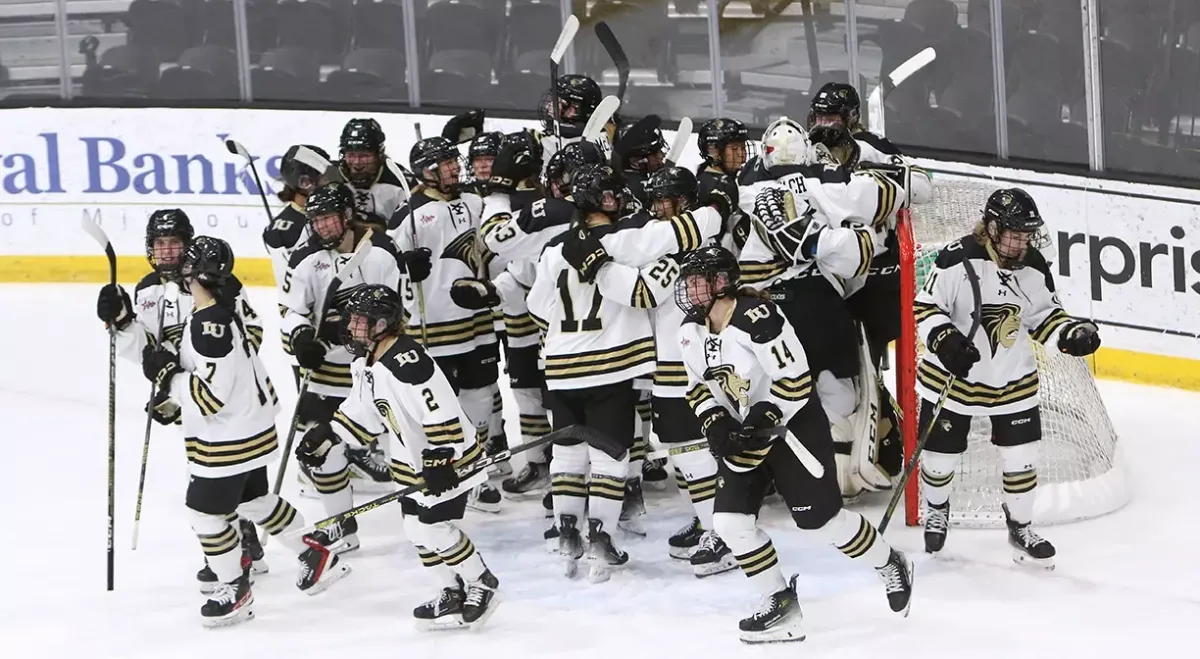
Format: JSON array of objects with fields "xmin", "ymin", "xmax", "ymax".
[
  {"xmin": 263, "ymin": 205, "xmax": 307, "ymax": 250},
  {"xmin": 135, "ymin": 271, "xmax": 162, "ymax": 296},
  {"xmin": 388, "ymin": 189, "xmax": 438, "ymax": 231},
  {"xmin": 380, "ymin": 335, "xmax": 436, "ymax": 385},
  {"xmin": 729, "ymin": 296, "xmax": 786, "ymax": 344},
  {"xmin": 189, "ymin": 305, "xmax": 237, "ymax": 358}
]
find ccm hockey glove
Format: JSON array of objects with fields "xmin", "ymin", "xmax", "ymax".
[
  {"xmin": 927, "ymin": 323, "xmax": 980, "ymax": 379},
  {"xmin": 142, "ymin": 344, "xmax": 182, "ymax": 386},
  {"xmin": 290, "ymin": 326, "xmax": 327, "ymax": 370},
  {"xmin": 562, "ymin": 228, "xmax": 612, "ymax": 284},
  {"xmin": 96, "ymin": 284, "xmax": 132, "ymax": 328},
  {"xmin": 450, "ymin": 278, "xmax": 501, "ymax": 310},
  {"xmin": 421, "ymin": 447, "xmax": 460, "ymax": 496},
  {"xmin": 1058, "ymin": 320, "xmax": 1101, "ymax": 356},
  {"xmin": 296, "ymin": 422, "xmax": 341, "ymax": 469},
  {"xmin": 399, "ymin": 247, "xmax": 433, "ymax": 283},
  {"xmin": 698, "ymin": 407, "xmax": 742, "ymax": 459}
]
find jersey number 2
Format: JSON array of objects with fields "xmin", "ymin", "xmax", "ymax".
[{"xmin": 557, "ymin": 270, "xmax": 602, "ymax": 333}]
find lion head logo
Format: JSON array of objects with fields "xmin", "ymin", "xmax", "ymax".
[
  {"xmin": 980, "ymin": 303, "xmax": 1022, "ymax": 355},
  {"xmin": 704, "ymin": 364, "xmax": 751, "ymax": 408}
]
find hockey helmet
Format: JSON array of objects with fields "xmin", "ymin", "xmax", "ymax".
[
  {"xmin": 498, "ymin": 129, "xmax": 546, "ymax": 183},
  {"xmin": 571, "ymin": 163, "xmax": 624, "ymax": 214},
  {"xmin": 181, "ymin": 236, "xmax": 235, "ymax": 291},
  {"xmin": 615, "ymin": 120, "xmax": 668, "ymax": 174},
  {"xmin": 342, "ymin": 284, "xmax": 405, "ymax": 358},
  {"xmin": 340, "ymin": 118, "xmax": 386, "ymax": 187},
  {"xmin": 305, "ymin": 183, "xmax": 355, "ymax": 249},
  {"xmin": 410, "ymin": 136, "xmax": 464, "ymax": 193},
  {"xmin": 675, "ymin": 245, "xmax": 741, "ymax": 322},
  {"xmin": 697, "ymin": 118, "xmax": 752, "ymax": 173},
  {"xmin": 279, "ymin": 144, "xmax": 332, "ymax": 193},
  {"xmin": 807, "ymin": 82, "xmax": 861, "ymax": 129},
  {"xmin": 645, "ymin": 166, "xmax": 698, "ymax": 219},
  {"xmin": 145, "ymin": 209, "xmax": 195, "ymax": 279},
  {"xmin": 540, "ymin": 74, "xmax": 602, "ymax": 138},
  {"xmin": 469, "ymin": 132, "xmax": 504, "ymax": 182},
  {"xmin": 762, "ymin": 117, "xmax": 817, "ymax": 169},
  {"xmin": 543, "ymin": 140, "xmax": 605, "ymax": 198},
  {"xmin": 982, "ymin": 188, "xmax": 1046, "ymax": 268}
]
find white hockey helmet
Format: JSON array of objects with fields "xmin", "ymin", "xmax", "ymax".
[{"xmin": 762, "ymin": 116, "xmax": 816, "ymax": 169}]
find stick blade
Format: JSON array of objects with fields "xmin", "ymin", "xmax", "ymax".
[
  {"xmin": 667, "ymin": 116, "xmax": 692, "ymax": 164},
  {"xmin": 583, "ymin": 95, "xmax": 621, "ymax": 143},
  {"xmin": 594, "ymin": 21, "xmax": 630, "ymax": 99},
  {"xmin": 888, "ymin": 47, "xmax": 936, "ymax": 86},
  {"xmin": 80, "ymin": 216, "xmax": 111, "ymax": 250},
  {"xmin": 552, "ymin": 15, "xmax": 580, "ymax": 65}
]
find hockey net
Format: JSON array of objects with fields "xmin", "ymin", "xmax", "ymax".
[{"xmin": 894, "ymin": 177, "xmax": 1131, "ymax": 528}]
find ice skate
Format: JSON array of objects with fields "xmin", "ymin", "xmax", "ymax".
[
  {"xmin": 501, "ymin": 461, "xmax": 549, "ymax": 497},
  {"xmin": 486, "ymin": 434, "xmax": 512, "ymax": 479},
  {"xmin": 200, "ymin": 573, "xmax": 254, "ymax": 628},
  {"xmin": 542, "ymin": 491, "xmax": 554, "ymax": 518},
  {"xmin": 558, "ymin": 514, "xmax": 585, "ymax": 578},
  {"xmin": 738, "ymin": 575, "xmax": 805, "ymax": 644},
  {"xmin": 586, "ymin": 518, "xmax": 629, "ymax": 583},
  {"xmin": 197, "ymin": 550, "xmax": 262, "ymax": 594},
  {"xmin": 668, "ymin": 516, "xmax": 703, "ymax": 559},
  {"xmin": 239, "ymin": 518, "xmax": 268, "ymax": 574},
  {"xmin": 345, "ymin": 442, "xmax": 394, "ymax": 494},
  {"xmin": 414, "ymin": 577, "xmax": 466, "ymax": 631},
  {"xmin": 295, "ymin": 462, "xmax": 320, "ymax": 500},
  {"xmin": 543, "ymin": 523, "xmax": 560, "ymax": 554},
  {"xmin": 617, "ymin": 478, "xmax": 646, "ymax": 536},
  {"xmin": 642, "ymin": 458, "xmax": 669, "ymax": 491},
  {"xmin": 875, "ymin": 548, "xmax": 914, "ymax": 616},
  {"xmin": 296, "ymin": 524, "xmax": 353, "ymax": 595},
  {"xmin": 1004, "ymin": 504, "xmax": 1056, "ymax": 569},
  {"xmin": 924, "ymin": 500, "xmax": 949, "ymax": 554},
  {"xmin": 462, "ymin": 569, "xmax": 500, "ymax": 628},
  {"xmin": 690, "ymin": 530, "xmax": 737, "ymax": 578},
  {"xmin": 466, "ymin": 483, "xmax": 502, "ymax": 514}
]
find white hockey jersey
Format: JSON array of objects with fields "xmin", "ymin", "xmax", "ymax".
[
  {"xmin": 116, "ymin": 272, "xmax": 262, "ymax": 363},
  {"xmin": 478, "ymin": 186, "xmax": 548, "ymax": 347},
  {"xmin": 853, "ymin": 131, "xmax": 932, "ymax": 206},
  {"xmin": 164, "ymin": 302, "xmax": 280, "ymax": 479},
  {"xmin": 262, "ymin": 202, "xmax": 311, "ymax": 292},
  {"xmin": 914, "ymin": 233, "xmax": 1075, "ymax": 417},
  {"xmin": 388, "ymin": 187, "xmax": 496, "ymax": 358},
  {"xmin": 279, "ymin": 230, "xmax": 403, "ymax": 397},
  {"xmin": 481, "ymin": 193, "xmax": 577, "ymax": 264},
  {"xmin": 737, "ymin": 162, "xmax": 904, "ymax": 295},
  {"xmin": 679, "ymin": 296, "xmax": 814, "ymax": 472},
  {"xmin": 329, "ymin": 335, "xmax": 487, "ymax": 507},
  {"xmin": 342, "ymin": 157, "xmax": 412, "ymax": 224}
]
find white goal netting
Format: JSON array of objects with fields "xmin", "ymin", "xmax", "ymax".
[{"xmin": 898, "ymin": 177, "xmax": 1131, "ymax": 528}]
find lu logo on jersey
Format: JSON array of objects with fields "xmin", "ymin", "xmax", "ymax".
[
  {"xmin": 704, "ymin": 364, "xmax": 751, "ymax": 408},
  {"xmin": 981, "ymin": 303, "xmax": 1023, "ymax": 355}
]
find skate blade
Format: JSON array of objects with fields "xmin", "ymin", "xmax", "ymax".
[
  {"xmin": 295, "ymin": 485, "xmax": 321, "ymax": 500},
  {"xmin": 251, "ymin": 560, "xmax": 269, "ymax": 575},
  {"xmin": 465, "ymin": 593, "xmax": 501, "ymax": 631},
  {"xmin": 692, "ymin": 555, "xmax": 739, "ymax": 578},
  {"xmin": 617, "ymin": 518, "xmax": 646, "ymax": 537},
  {"xmin": 1012, "ymin": 550, "xmax": 1055, "ymax": 570},
  {"xmin": 668, "ymin": 546, "xmax": 695, "ymax": 560},
  {"xmin": 563, "ymin": 555, "xmax": 582, "ymax": 579},
  {"xmin": 302, "ymin": 561, "xmax": 352, "ymax": 596},
  {"xmin": 416, "ymin": 615, "xmax": 468, "ymax": 632},
  {"xmin": 202, "ymin": 605, "xmax": 254, "ymax": 629},
  {"xmin": 739, "ymin": 626, "xmax": 806, "ymax": 645},
  {"xmin": 466, "ymin": 500, "xmax": 501, "ymax": 514}
]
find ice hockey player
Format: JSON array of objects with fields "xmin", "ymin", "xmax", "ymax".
[
  {"xmin": 466, "ymin": 131, "xmax": 503, "ymax": 196},
  {"xmin": 94, "ymin": 209, "xmax": 269, "ymax": 587},
  {"xmin": 696, "ymin": 118, "xmax": 753, "ymax": 254},
  {"xmin": 675, "ymin": 245, "xmax": 913, "ymax": 643},
  {"xmin": 538, "ymin": 74, "xmax": 613, "ymax": 165},
  {"xmin": 282, "ymin": 182, "xmax": 412, "ymax": 527},
  {"xmin": 388, "ymin": 136, "xmax": 502, "ymax": 512},
  {"xmin": 139, "ymin": 236, "xmax": 349, "ymax": 627},
  {"xmin": 581, "ymin": 166, "xmax": 738, "ymax": 576},
  {"xmin": 914, "ymin": 188, "xmax": 1100, "ymax": 569},
  {"xmin": 738, "ymin": 117, "xmax": 906, "ymax": 499},
  {"xmin": 614, "ymin": 118, "xmax": 669, "ymax": 204},
  {"xmin": 297, "ymin": 285, "xmax": 500, "ymax": 630},
  {"xmin": 337, "ymin": 118, "xmax": 413, "ymax": 226}
]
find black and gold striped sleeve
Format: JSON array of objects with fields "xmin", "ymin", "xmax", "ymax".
[
  {"xmin": 1030, "ymin": 308, "xmax": 1071, "ymax": 345},
  {"xmin": 593, "ymin": 258, "xmax": 675, "ymax": 310},
  {"xmin": 189, "ymin": 374, "xmax": 225, "ymax": 416},
  {"xmin": 424, "ymin": 420, "xmax": 466, "ymax": 447}
]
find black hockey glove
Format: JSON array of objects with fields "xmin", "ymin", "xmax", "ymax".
[
  {"xmin": 400, "ymin": 247, "xmax": 433, "ymax": 283},
  {"xmin": 562, "ymin": 228, "xmax": 612, "ymax": 284},
  {"xmin": 421, "ymin": 447, "xmax": 460, "ymax": 496},
  {"xmin": 290, "ymin": 326, "xmax": 327, "ymax": 370},
  {"xmin": 317, "ymin": 310, "xmax": 342, "ymax": 344},
  {"xmin": 450, "ymin": 278, "xmax": 501, "ymax": 310},
  {"xmin": 927, "ymin": 324, "xmax": 980, "ymax": 379},
  {"xmin": 743, "ymin": 401, "xmax": 783, "ymax": 431},
  {"xmin": 698, "ymin": 407, "xmax": 742, "ymax": 459},
  {"xmin": 142, "ymin": 344, "xmax": 182, "ymax": 387},
  {"xmin": 147, "ymin": 387, "xmax": 181, "ymax": 426},
  {"xmin": 442, "ymin": 108, "xmax": 485, "ymax": 144},
  {"xmin": 488, "ymin": 142, "xmax": 525, "ymax": 192},
  {"xmin": 96, "ymin": 284, "xmax": 132, "ymax": 328},
  {"xmin": 296, "ymin": 422, "xmax": 341, "ymax": 469},
  {"xmin": 1058, "ymin": 320, "xmax": 1101, "ymax": 357},
  {"xmin": 706, "ymin": 186, "xmax": 735, "ymax": 221}
]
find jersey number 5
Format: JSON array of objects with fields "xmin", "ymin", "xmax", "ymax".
[{"xmin": 556, "ymin": 270, "xmax": 602, "ymax": 333}]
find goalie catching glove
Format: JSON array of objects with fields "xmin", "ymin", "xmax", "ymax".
[{"xmin": 752, "ymin": 187, "xmax": 821, "ymax": 263}]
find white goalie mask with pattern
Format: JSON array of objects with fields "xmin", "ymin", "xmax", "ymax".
[{"xmin": 762, "ymin": 116, "xmax": 817, "ymax": 169}]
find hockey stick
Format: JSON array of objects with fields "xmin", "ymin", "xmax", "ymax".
[
  {"xmin": 274, "ymin": 236, "xmax": 375, "ymax": 494},
  {"xmin": 81, "ymin": 216, "xmax": 118, "ymax": 591},
  {"xmin": 865, "ymin": 47, "xmax": 936, "ymax": 138},
  {"xmin": 131, "ymin": 280, "xmax": 179, "ymax": 550},
  {"xmin": 225, "ymin": 140, "xmax": 275, "ymax": 224},
  {"xmin": 878, "ymin": 253, "xmax": 982, "ymax": 533},
  {"xmin": 666, "ymin": 116, "xmax": 692, "ymax": 165},
  {"xmin": 284, "ymin": 424, "xmax": 623, "ymax": 539},
  {"xmin": 643, "ymin": 426, "xmax": 788, "ymax": 462},
  {"xmin": 584, "ymin": 95, "xmax": 621, "ymax": 144},
  {"xmin": 594, "ymin": 21, "xmax": 630, "ymax": 102},
  {"xmin": 549, "ymin": 14, "xmax": 581, "ymax": 150},
  {"xmin": 389, "ymin": 159, "xmax": 430, "ymax": 346}
]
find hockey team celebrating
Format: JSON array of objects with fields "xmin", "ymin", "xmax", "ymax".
[{"xmin": 92, "ymin": 71, "xmax": 1103, "ymax": 642}]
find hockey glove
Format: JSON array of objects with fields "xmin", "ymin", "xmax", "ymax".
[
  {"xmin": 147, "ymin": 387, "xmax": 181, "ymax": 426},
  {"xmin": 96, "ymin": 284, "xmax": 132, "ymax": 329},
  {"xmin": 706, "ymin": 186, "xmax": 735, "ymax": 221},
  {"xmin": 698, "ymin": 407, "xmax": 743, "ymax": 459},
  {"xmin": 442, "ymin": 109, "xmax": 485, "ymax": 144},
  {"xmin": 927, "ymin": 324, "xmax": 980, "ymax": 379},
  {"xmin": 488, "ymin": 142, "xmax": 526, "ymax": 192},
  {"xmin": 142, "ymin": 344, "xmax": 182, "ymax": 387},
  {"xmin": 450, "ymin": 278, "xmax": 501, "ymax": 310},
  {"xmin": 421, "ymin": 447, "xmax": 460, "ymax": 496},
  {"xmin": 296, "ymin": 422, "xmax": 341, "ymax": 469},
  {"xmin": 317, "ymin": 310, "xmax": 342, "ymax": 344},
  {"xmin": 1058, "ymin": 320, "xmax": 1101, "ymax": 357},
  {"xmin": 290, "ymin": 326, "xmax": 327, "ymax": 370},
  {"xmin": 743, "ymin": 401, "xmax": 784, "ymax": 431},
  {"xmin": 562, "ymin": 228, "xmax": 612, "ymax": 284},
  {"xmin": 400, "ymin": 247, "xmax": 434, "ymax": 283}
]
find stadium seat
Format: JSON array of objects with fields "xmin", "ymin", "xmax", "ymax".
[
  {"xmin": 1008, "ymin": 30, "xmax": 1062, "ymax": 96},
  {"xmin": 422, "ymin": 0, "xmax": 499, "ymax": 67},
  {"xmin": 277, "ymin": 0, "xmax": 351, "ymax": 64},
  {"xmin": 202, "ymin": 0, "xmax": 279, "ymax": 58},
  {"xmin": 352, "ymin": 0, "xmax": 407, "ymax": 50},
  {"xmin": 126, "ymin": 0, "xmax": 194, "ymax": 62},
  {"xmin": 422, "ymin": 69, "xmax": 492, "ymax": 108},
  {"xmin": 578, "ymin": 1, "xmax": 674, "ymax": 83},
  {"xmin": 506, "ymin": 0, "xmax": 561, "ymax": 72},
  {"xmin": 322, "ymin": 47, "xmax": 407, "ymax": 102},
  {"xmin": 156, "ymin": 45, "xmax": 239, "ymax": 99},
  {"xmin": 252, "ymin": 47, "xmax": 322, "ymax": 101},
  {"xmin": 80, "ymin": 45, "xmax": 162, "ymax": 98}
]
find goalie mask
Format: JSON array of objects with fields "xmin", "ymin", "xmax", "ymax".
[
  {"xmin": 305, "ymin": 183, "xmax": 355, "ymax": 249},
  {"xmin": 698, "ymin": 118, "xmax": 752, "ymax": 175},
  {"xmin": 468, "ymin": 131, "xmax": 503, "ymax": 183},
  {"xmin": 410, "ymin": 136, "xmax": 465, "ymax": 195},
  {"xmin": 339, "ymin": 118, "xmax": 386, "ymax": 187},
  {"xmin": 146, "ymin": 209, "xmax": 195, "ymax": 281},
  {"xmin": 762, "ymin": 117, "xmax": 819, "ymax": 170},
  {"xmin": 675, "ymin": 245, "xmax": 740, "ymax": 322},
  {"xmin": 645, "ymin": 166, "xmax": 697, "ymax": 220},
  {"xmin": 180, "ymin": 235, "xmax": 235, "ymax": 294},
  {"xmin": 342, "ymin": 284, "xmax": 405, "ymax": 359},
  {"xmin": 981, "ymin": 187, "xmax": 1048, "ymax": 270},
  {"xmin": 540, "ymin": 74, "xmax": 602, "ymax": 139}
]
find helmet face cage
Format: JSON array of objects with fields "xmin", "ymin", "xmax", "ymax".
[
  {"xmin": 340, "ymin": 119, "xmax": 385, "ymax": 187},
  {"xmin": 621, "ymin": 127, "xmax": 668, "ymax": 174},
  {"xmin": 645, "ymin": 166, "xmax": 698, "ymax": 219},
  {"xmin": 145, "ymin": 209, "xmax": 195, "ymax": 278},
  {"xmin": 698, "ymin": 118, "xmax": 752, "ymax": 174},
  {"xmin": 469, "ymin": 132, "xmax": 503, "ymax": 184},
  {"xmin": 806, "ymin": 83, "xmax": 862, "ymax": 131},
  {"xmin": 305, "ymin": 183, "xmax": 355, "ymax": 249},
  {"xmin": 410, "ymin": 137, "xmax": 465, "ymax": 194},
  {"xmin": 674, "ymin": 246, "xmax": 740, "ymax": 322},
  {"xmin": 573, "ymin": 164, "xmax": 624, "ymax": 213},
  {"xmin": 542, "ymin": 141, "xmax": 602, "ymax": 198},
  {"xmin": 340, "ymin": 285, "xmax": 404, "ymax": 358},
  {"xmin": 181, "ymin": 236, "xmax": 235, "ymax": 292},
  {"xmin": 982, "ymin": 188, "xmax": 1047, "ymax": 268}
]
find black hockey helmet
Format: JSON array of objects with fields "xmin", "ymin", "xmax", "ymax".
[
  {"xmin": 340, "ymin": 118, "xmax": 386, "ymax": 156},
  {"xmin": 571, "ymin": 163, "xmax": 624, "ymax": 214},
  {"xmin": 410, "ymin": 136, "xmax": 464, "ymax": 193},
  {"xmin": 500, "ymin": 129, "xmax": 545, "ymax": 181},
  {"xmin": 675, "ymin": 245, "xmax": 740, "ymax": 322},
  {"xmin": 543, "ymin": 140, "xmax": 605, "ymax": 198},
  {"xmin": 540, "ymin": 74, "xmax": 602, "ymax": 138},
  {"xmin": 645, "ymin": 166, "xmax": 698, "ymax": 219},
  {"xmin": 981, "ymin": 188, "xmax": 1045, "ymax": 269},
  {"xmin": 468, "ymin": 131, "xmax": 503, "ymax": 182},
  {"xmin": 807, "ymin": 82, "xmax": 861, "ymax": 129},
  {"xmin": 615, "ymin": 119, "xmax": 668, "ymax": 174},
  {"xmin": 341, "ymin": 284, "xmax": 405, "ymax": 358},
  {"xmin": 279, "ymin": 144, "xmax": 332, "ymax": 193},
  {"xmin": 305, "ymin": 183, "xmax": 355, "ymax": 249},
  {"xmin": 697, "ymin": 118, "xmax": 751, "ymax": 173},
  {"xmin": 180, "ymin": 235, "xmax": 235, "ymax": 292},
  {"xmin": 145, "ymin": 209, "xmax": 195, "ymax": 279}
]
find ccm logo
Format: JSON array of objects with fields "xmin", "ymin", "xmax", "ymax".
[{"xmin": 1010, "ymin": 417, "xmax": 1032, "ymax": 425}]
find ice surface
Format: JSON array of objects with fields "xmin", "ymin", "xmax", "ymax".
[{"xmin": 2, "ymin": 284, "xmax": 1196, "ymax": 658}]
